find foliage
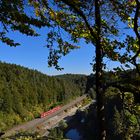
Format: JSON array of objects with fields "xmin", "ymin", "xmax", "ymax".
[
  {"xmin": 48, "ymin": 127, "xmax": 64, "ymax": 140},
  {"xmin": 109, "ymin": 0, "xmax": 140, "ymax": 74},
  {"xmin": 23, "ymin": 0, "xmax": 140, "ymax": 73},
  {"xmin": 0, "ymin": 0, "xmax": 49, "ymax": 47},
  {"xmin": 0, "ymin": 61, "xmax": 87, "ymax": 131},
  {"xmin": 0, "ymin": 1, "xmax": 140, "ymax": 139},
  {"xmin": 0, "ymin": 0, "xmax": 124, "ymax": 70},
  {"xmin": 58, "ymin": 120, "xmax": 68, "ymax": 130},
  {"xmin": 78, "ymin": 70, "xmax": 140, "ymax": 140},
  {"xmin": 4, "ymin": 131, "xmax": 41, "ymax": 140},
  {"xmin": 113, "ymin": 107, "xmax": 123, "ymax": 137},
  {"xmin": 105, "ymin": 89, "xmax": 140, "ymax": 140}
]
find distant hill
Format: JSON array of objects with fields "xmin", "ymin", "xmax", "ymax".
[{"xmin": 0, "ymin": 62, "xmax": 88, "ymax": 131}]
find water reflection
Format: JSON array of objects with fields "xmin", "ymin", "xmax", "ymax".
[{"xmin": 66, "ymin": 128, "xmax": 81, "ymax": 140}]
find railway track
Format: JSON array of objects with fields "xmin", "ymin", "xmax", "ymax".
[{"xmin": 2, "ymin": 94, "xmax": 88, "ymax": 138}]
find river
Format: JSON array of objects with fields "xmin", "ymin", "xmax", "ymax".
[{"xmin": 65, "ymin": 128, "xmax": 82, "ymax": 140}]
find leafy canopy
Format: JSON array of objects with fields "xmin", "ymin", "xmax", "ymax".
[{"xmin": 0, "ymin": 0, "xmax": 140, "ymax": 72}]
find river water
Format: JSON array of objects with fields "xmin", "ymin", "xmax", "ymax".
[
  {"xmin": 65, "ymin": 101, "xmax": 96, "ymax": 140},
  {"xmin": 65, "ymin": 128, "xmax": 81, "ymax": 140}
]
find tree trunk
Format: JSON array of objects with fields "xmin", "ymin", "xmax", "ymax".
[{"xmin": 95, "ymin": 0, "xmax": 106, "ymax": 140}]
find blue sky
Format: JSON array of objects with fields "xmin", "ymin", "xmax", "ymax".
[
  {"xmin": 0, "ymin": 27, "xmax": 97, "ymax": 75},
  {"xmin": 0, "ymin": 1, "xmax": 137, "ymax": 76},
  {"xmin": 0, "ymin": 21, "xmax": 128, "ymax": 76},
  {"xmin": 0, "ymin": 28, "xmax": 121, "ymax": 76},
  {"xmin": 1, "ymin": 1, "xmax": 136, "ymax": 75},
  {"xmin": 0, "ymin": 25, "xmax": 128, "ymax": 76}
]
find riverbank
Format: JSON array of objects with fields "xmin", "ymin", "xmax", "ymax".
[
  {"xmin": 64, "ymin": 114, "xmax": 85, "ymax": 140},
  {"xmin": 64, "ymin": 102, "xmax": 96, "ymax": 140}
]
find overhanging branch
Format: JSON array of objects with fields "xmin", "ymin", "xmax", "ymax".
[
  {"xmin": 131, "ymin": 0, "xmax": 140, "ymax": 61},
  {"xmin": 60, "ymin": 0, "xmax": 97, "ymax": 41}
]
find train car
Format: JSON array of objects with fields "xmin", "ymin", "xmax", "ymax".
[{"xmin": 40, "ymin": 106, "xmax": 61, "ymax": 118}]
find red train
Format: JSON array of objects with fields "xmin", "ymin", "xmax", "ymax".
[{"xmin": 40, "ymin": 106, "xmax": 61, "ymax": 118}]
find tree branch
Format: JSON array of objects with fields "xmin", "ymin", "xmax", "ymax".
[
  {"xmin": 60, "ymin": 0, "xmax": 97, "ymax": 42},
  {"xmin": 131, "ymin": 0, "xmax": 140, "ymax": 60},
  {"xmin": 132, "ymin": 59, "xmax": 140, "ymax": 76}
]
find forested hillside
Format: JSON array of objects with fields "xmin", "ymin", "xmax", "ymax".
[
  {"xmin": 0, "ymin": 61, "xmax": 140, "ymax": 140},
  {"xmin": 0, "ymin": 62, "xmax": 87, "ymax": 131}
]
